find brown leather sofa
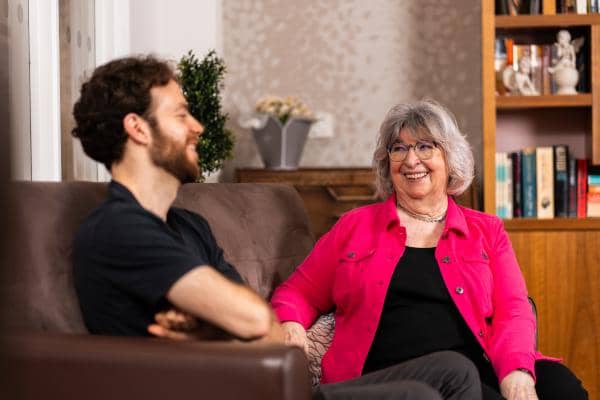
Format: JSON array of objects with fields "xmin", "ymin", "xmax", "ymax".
[{"xmin": 0, "ymin": 182, "xmax": 314, "ymax": 400}]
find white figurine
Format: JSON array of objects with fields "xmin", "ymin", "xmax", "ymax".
[
  {"xmin": 548, "ymin": 30, "xmax": 584, "ymax": 95},
  {"xmin": 502, "ymin": 55, "xmax": 539, "ymax": 96}
]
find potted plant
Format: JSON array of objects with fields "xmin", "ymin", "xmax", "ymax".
[{"xmin": 178, "ymin": 50, "xmax": 234, "ymax": 181}]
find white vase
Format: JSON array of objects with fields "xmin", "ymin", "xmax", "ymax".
[
  {"xmin": 252, "ymin": 115, "xmax": 313, "ymax": 170},
  {"xmin": 202, "ymin": 168, "xmax": 222, "ymax": 183},
  {"xmin": 553, "ymin": 66, "xmax": 579, "ymax": 95}
]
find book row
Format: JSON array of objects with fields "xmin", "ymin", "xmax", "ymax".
[
  {"xmin": 495, "ymin": 146, "xmax": 600, "ymax": 219},
  {"xmin": 496, "ymin": 0, "xmax": 600, "ymax": 15}
]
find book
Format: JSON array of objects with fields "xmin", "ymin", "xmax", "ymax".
[
  {"xmin": 576, "ymin": 35, "xmax": 588, "ymax": 92},
  {"xmin": 553, "ymin": 145, "xmax": 569, "ymax": 217},
  {"xmin": 576, "ymin": 0, "xmax": 588, "ymax": 13},
  {"xmin": 496, "ymin": 0, "xmax": 510, "ymax": 14},
  {"xmin": 496, "ymin": 152, "xmax": 508, "ymax": 218},
  {"xmin": 568, "ymin": 157, "xmax": 577, "ymax": 217},
  {"xmin": 560, "ymin": 0, "xmax": 577, "ymax": 12},
  {"xmin": 592, "ymin": 0, "xmax": 599, "ymax": 12},
  {"xmin": 495, "ymin": 39, "xmax": 509, "ymax": 95},
  {"xmin": 541, "ymin": 45, "xmax": 552, "ymax": 95},
  {"xmin": 511, "ymin": 152, "xmax": 523, "ymax": 217},
  {"xmin": 576, "ymin": 159, "xmax": 588, "ymax": 218},
  {"xmin": 588, "ymin": 165, "xmax": 600, "ymax": 217},
  {"xmin": 590, "ymin": 176, "xmax": 600, "ymax": 185},
  {"xmin": 506, "ymin": 154, "xmax": 514, "ymax": 219},
  {"xmin": 530, "ymin": 0, "xmax": 541, "ymax": 13},
  {"xmin": 522, "ymin": 147, "xmax": 537, "ymax": 217},
  {"xmin": 588, "ymin": 191, "xmax": 600, "ymax": 217},
  {"xmin": 536, "ymin": 147, "xmax": 554, "ymax": 219}
]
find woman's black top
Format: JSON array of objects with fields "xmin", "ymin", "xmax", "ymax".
[{"xmin": 363, "ymin": 246, "xmax": 484, "ymax": 374}]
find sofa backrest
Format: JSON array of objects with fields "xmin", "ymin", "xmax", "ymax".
[{"xmin": 2, "ymin": 182, "xmax": 314, "ymax": 334}]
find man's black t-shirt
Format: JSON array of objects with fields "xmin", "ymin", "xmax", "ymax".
[{"xmin": 73, "ymin": 181, "xmax": 243, "ymax": 336}]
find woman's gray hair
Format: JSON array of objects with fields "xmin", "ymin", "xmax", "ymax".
[{"xmin": 372, "ymin": 99, "xmax": 474, "ymax": 198}]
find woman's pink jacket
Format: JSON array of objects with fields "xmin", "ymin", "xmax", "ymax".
[{"xmin": 271, "ymin": 195, "xmax": 554, "ymax": 385}]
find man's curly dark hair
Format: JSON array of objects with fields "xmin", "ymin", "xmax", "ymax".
[{"xmin": 72, "ymin": 55, "xmax": 176, "ymax": 170}]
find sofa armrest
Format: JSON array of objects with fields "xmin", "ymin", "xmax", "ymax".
[{"xmin": 0, "ymin": 333, "xmax": 311, "ymax": 400}]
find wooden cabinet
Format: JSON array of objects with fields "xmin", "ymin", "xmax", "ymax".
[
  {"xmin": 235, "ymin": 168, "xmax": 378, "ymax": 239},
  {"xmin": 236, "ymin": 168, "xmax": 478, "ymax": 239},
  {"xmin": 482, "ymin": 2, "xmax": 600, "ymax": 398}
]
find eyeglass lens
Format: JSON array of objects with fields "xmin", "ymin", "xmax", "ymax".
[{"xmin": 389, "ymin": 142, "xmax": 435, "ymax": 161}]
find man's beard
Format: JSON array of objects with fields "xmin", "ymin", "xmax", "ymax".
[{"xmin": 149, "ymin": 124, "xmax": 200, "ymax": 184}]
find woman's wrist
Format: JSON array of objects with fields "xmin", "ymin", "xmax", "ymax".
[{"xmin": 516, "ymin": 367, "xmax": 533, "ymax": 377}]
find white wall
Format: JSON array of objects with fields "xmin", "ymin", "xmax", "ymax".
[
  {"xmin": 129, "ymin": 0, "xmax": 221, "ymax": 62},
  {"xmin": 7, "ymin": 0, "xmax": 221, "ymax": 181},
  {"xmin": 7, "ymin": 0, "xmax": 31, "ymax": 180}
]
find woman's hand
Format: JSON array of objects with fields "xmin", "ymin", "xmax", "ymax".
[
  {"xmin": 500, "ymin": 370, "xmax": 538, "ymax": 400},
  {"xmin": 281, "ymin": 321, "xmax": 308, "ymax": 354}
]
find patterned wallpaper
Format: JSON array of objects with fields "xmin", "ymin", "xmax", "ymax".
[{"xmin": 222, "ymin": 0, "xmax": 482, "ymax": 178}]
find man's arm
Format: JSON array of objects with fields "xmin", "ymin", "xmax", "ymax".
[{"xmin": 165, "ymin": 266, "xmax": 282, "ymax": 341}]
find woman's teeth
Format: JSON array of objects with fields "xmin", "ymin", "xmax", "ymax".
[{"xmin": 404, "ymin": 172, "xmax": 428, "ymax": 180}]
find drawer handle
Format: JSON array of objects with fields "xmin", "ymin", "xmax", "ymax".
[{"xmin": 326, "ymin": 187, "xmax": 378, "ymax": 202}]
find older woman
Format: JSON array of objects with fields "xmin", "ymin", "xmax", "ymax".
[{"xmin": 271, "ymin": 100, "xmax": 587, "ymax": 400}]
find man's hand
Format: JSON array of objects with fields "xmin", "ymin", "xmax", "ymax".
[
  {"xmin": 154, "ymin": 308, "xmax": 198, "ymax": 331},
  {"xmin": 500, "ymin": 370, "xmax": 538, "ymax": 400},
  {"xmin": 281, "ymin": 321, "xmax": 308, "ymax": 354},
  {"xmin": 148, "ymin": 308, "xmax": 232, "ymax": 341}
]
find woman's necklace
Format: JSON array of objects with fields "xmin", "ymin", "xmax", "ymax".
[{"xmin": 396, "ymin": 199, "xmax": 446, "ymax": 223}]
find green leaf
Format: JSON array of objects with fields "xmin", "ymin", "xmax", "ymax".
[{"xmin": 178, "ymin": 50, "xmax": 234, "ymax": 181}]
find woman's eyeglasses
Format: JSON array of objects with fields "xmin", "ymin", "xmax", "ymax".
[{"xmin": 388, "ymin": 141, "xmax": 438, "ymax": 162}]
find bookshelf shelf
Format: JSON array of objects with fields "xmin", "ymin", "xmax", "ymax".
[
  {"xmin": 496, "ymin": 14, "xmax": 600, "ymax": 28},
  {"xmin": 503, "ymin": 217, "xmax": 600, "ymax": 230},
  {"xmin": 496, "ymin": 94, "xmax": 593, "ymax": 108}
]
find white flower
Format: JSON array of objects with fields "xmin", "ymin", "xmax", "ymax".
[{"xmin": 255, "ymin": 95, "xmax": 313, "ymax": 123}]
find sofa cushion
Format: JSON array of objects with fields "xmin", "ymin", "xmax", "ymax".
[{"xmin": 173, "ymin": 183, "xmax": 314, "ymax": 299}]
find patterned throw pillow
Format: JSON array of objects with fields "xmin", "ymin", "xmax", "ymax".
[{"xmin": 305, "ymin": 313, "xmax": 335, "ymax": 387}]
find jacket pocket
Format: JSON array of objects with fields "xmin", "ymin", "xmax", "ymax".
[
  {"xmin": 333, "ymin": 248, "xmax": 375, "ymax": 311},
  {"xmin": 459, "ymin": 252, "xmax": 494, "ymax": 318}
]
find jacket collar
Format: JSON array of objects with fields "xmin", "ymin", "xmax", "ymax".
[{"xmin": 382, "ymin": 193, "xmax": 469, "ymax": 237}]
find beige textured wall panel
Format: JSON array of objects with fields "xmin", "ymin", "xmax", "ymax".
[{"xmin": 223, "ymin": 0, "xmax": 482, "ymax": 175}]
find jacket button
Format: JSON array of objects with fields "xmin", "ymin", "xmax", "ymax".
[
  {"xmin": 347, "ymin": 252, "xmax": 355, "ymax": 258},
  {"xmin": 482, "ymin": 251, "xmax": 489, "ymax": 260},
  {"xmin": 478, "ymin": 330, "xmax": 484, "ymax": 337},
  {"xmin": 442, "ymin": 256, "xmax": 450, "ymax": 263},
  {"xmin": 455, "ymin": 286, "xmax": 464, "ymax": 294}
]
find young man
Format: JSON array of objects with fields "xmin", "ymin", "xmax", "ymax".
[
  {"xmin": 71, "ymin": 56, "xmax": 481, "ymax": 400},
  {"xmin": 72, "ymin": 56, "xmax": 283, "ymax": 342}
]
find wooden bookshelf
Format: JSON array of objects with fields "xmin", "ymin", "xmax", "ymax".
[
  {"xmin": 496, "ymin": 13, "xmax": 600, "ymax": 28},
  {"xmin": 503, "ymin": 217, "xmax": 600, "ymax": 230},
  {"xmin": 484, "ymin": 13, "xmax": 600, "ymax": 213},
  {"xmin": 482, "ymin": 3, "xmax": 600, "ymax": 399},
  {"xmin": 496, "ymin": 93, "xmax": 592, "ymax": 108}
]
